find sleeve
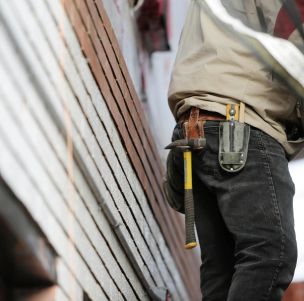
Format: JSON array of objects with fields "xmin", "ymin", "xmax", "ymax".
[{"xmin": 254, "ymin": 0, "xmax": 304, "ymax": 52}]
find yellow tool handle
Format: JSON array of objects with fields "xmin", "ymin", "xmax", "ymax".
[
  {"xmin": 226, "ymin": 103, "xmax": 240, "ymax": 121},
  {"xmin": 183, "ymin": 150, "xmax": 197, "ymax": 249},
  {"xmin": 184, "ymin": 150, "xmax": 192, "ymax": 190},
  {"xmin": 226, "ymin": 102, "xmax": 245, "ymax": 122}
]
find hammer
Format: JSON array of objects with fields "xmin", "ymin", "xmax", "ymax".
[{"xmin": 166, "ymin": 137, "xmax": 206, "ymax": 249}]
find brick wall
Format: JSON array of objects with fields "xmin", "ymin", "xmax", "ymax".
[{"xmin": 0, "ymin": 0, "xmax": 200, "ymax": 300}]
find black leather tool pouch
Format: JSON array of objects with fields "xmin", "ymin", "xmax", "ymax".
[{"xmin": 219, "ymin": 121, "xmax": 250, "ymax": 173}]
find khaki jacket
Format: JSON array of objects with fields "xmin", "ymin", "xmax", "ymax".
[{"xmin": 168, "ymin": 0, "xmax": 304, "ymax": 159}]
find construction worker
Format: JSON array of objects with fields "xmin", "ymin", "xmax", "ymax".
[{"xmin": 164, "ymin": 0, "xmax": 304, "ymax": 300}]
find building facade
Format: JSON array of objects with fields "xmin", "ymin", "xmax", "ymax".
[{"xmin": 0, "ymin": 0, "xmax": 200, "ymax": 300}]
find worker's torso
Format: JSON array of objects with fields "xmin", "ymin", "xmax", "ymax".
[{"xmin": 168, "ymin": 0, "xmax": 304, "ymax": 158}]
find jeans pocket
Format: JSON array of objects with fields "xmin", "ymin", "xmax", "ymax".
[
  {"xmin": 258, "ymin": 131, "xmax": 295, "ymax": 197},
  {"xmin": 261, "ymin": 132, "xmax": 287, "ymax": 159}
]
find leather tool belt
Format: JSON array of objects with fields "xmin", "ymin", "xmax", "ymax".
[
  {"xmin": 178, "ymin": 105, "xmax": 250, "ymax": 173},
  {"xmin": 178, "ymin": 109, "xmax": 225, "ymax": 123},
  {"xmin": 179, "ymin": 108, "xmax": 225, "ymax": 142}
]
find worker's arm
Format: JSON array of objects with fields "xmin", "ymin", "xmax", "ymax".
[{"xmin": 255, "ymin": 0, "xmax": 304, "ymax": 52}]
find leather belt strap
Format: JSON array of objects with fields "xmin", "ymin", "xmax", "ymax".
[
  {"xmin": 179, "ymin": 107, "xmax": 225, "ymax": 139},
  {"xmin": 178, "ymin": 108, "xmax": 225, "ymax": 124}
]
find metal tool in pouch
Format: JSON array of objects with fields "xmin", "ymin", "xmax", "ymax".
[{"xmin": 219, "ymin": 103, "xmax": 250, "ymax": 173}]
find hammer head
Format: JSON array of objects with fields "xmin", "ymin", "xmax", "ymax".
[
  {"xmin": 165, "ymin": 138, "xmax": 206, "ymax": 150},
  {"xmin": 165, "ymin": 139, "xmax": 190, "ymax": 150}
]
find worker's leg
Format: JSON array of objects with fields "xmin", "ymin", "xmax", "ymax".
[
  {"xmin": 170, "ymin": 121, "xmax": 235, "ymax": 300},
  {"xmin": 193, "ymin": 175, "xmax": 235, "ymax": 301},
  {"xmin": 190, "ymin": 122, "xmax": 236, "ymax": 301},
  {"xmin": 214, "ymin": 127, "xmax": 297, "ymax": 301},
  {"xmin": 170, "ymin": 121, "xmax": 296, "ymax": 300}
]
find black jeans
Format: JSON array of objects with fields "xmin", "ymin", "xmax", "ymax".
[{"xmin": 171, "ymin": 121, "xmax": 297, "ymax": 301}]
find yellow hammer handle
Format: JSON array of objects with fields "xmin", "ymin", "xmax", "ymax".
[
  {"xmin": 184, "ymin": 150, "xmax": 192, "ymax": 189},
  {"xmin": 183, "ymin": 150, "xmax": 197, "ymax": 249}
]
